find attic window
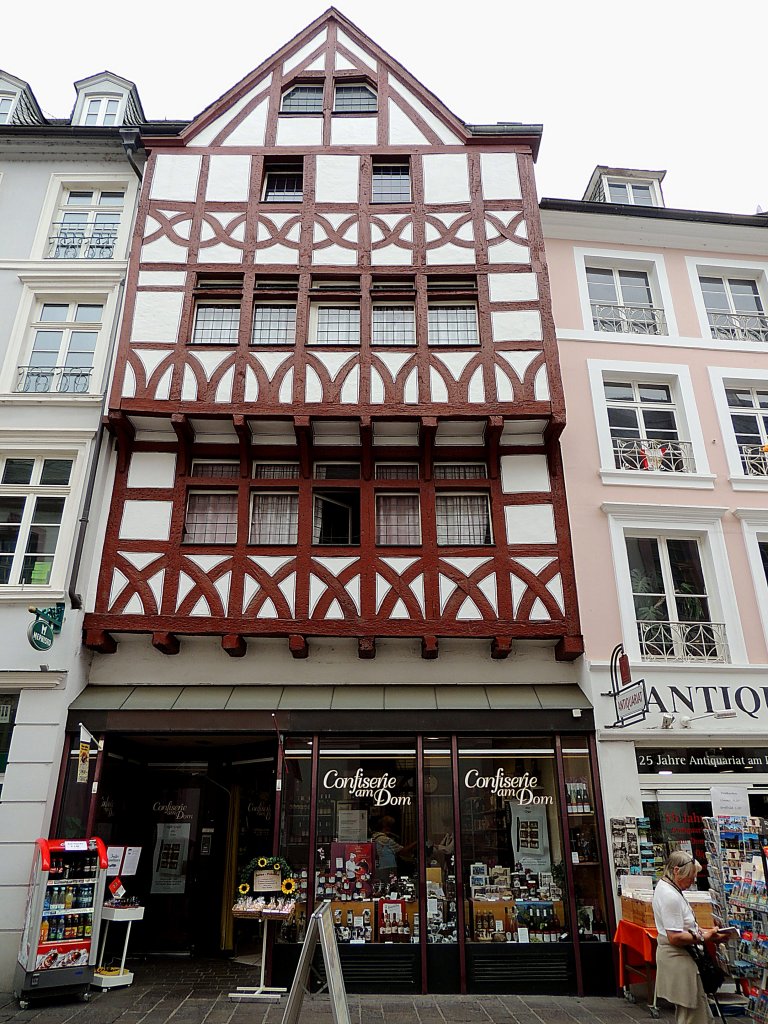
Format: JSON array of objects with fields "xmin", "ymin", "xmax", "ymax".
[
  {"xmin": 0, "ymin": 93, "xmax": 17, "ymax": 125},
  {"xmin": 334, "ymin": 83, "xmax": 377, "ymax": 113},
  {"xmin": 282, "ymin": 84, "xmax": 323, "ymax": 114},
  {"xmin": 84, "ymin": 96, "xmax": 121, "ymax": 126},
  {"xmin": 607, "ymin": 180, "xmax": 656, "ymax": 207}
]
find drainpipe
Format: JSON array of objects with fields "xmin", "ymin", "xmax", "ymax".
[{"xmin": 119, "ymin": 128, "xmax": 144, "ymax": 183}]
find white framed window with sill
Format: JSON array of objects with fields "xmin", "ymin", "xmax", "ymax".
[
  {"xmin": 309, "ymin": 304, "xmax": 361, "ymax": 346},
  {"xmin": 604, "ymin": 179, "xmax": 660, "ymax": 207},
  {"xmin": 183, "ymin": 492, "xmax": 238, "ymax": 545},
  {"xmin": 191, "ymin": 304, "xmax": 240, "ymax": 345},
  {"xmin": 587, "ymin": 359, "xmax": 712, "ymax": 488},
  {"xmin": 574, "ymin": 248, "xmax": 677, "ymax": 340},
  {"xmin": 427, "ymin": 304, "xmax": 479, "ymax": 347},
  {"xmin": 372, "ymin": 304, "xmax": 415, "ymax": 346},
  {"xmin": 603, "ymin": 502, "xmax": 746, "ymax": 666},
  {"xmin": 734, "ymin": 510, "xmax": 768, "ymax": 654},
  {"xmin": 0, "ymin": 92, "xmax": 18, "ymax": 124},
  {"xmin": 435, "ymin": 493, "xmax": 492, "ymax": 546},
  {"xmin": 687, "ymin": 257, "xmax": 768, "ymax": 349},
  {"xmin": 30, "ymin": 174, "xmax": 136, "ymax": 263},
  {"xmin": 81, "ymin": 96, "xmax": 123, "ymax": 126},
  {"xmin": 709, "ymin": 367, "xmax": 768, "ymax": 490}
]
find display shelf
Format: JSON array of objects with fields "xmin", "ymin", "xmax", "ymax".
[
  {"xmin": 101, "ymin": 906, "xmax": 144, "ymax": 923},
  {"xmin": 42, "ymin": 908, "xmax": 93, "ymax": 916},
  {"xmin": 92, "ymin": 969, "xmax": 134, "ymax": 989},
  {"xmin": 94, "ymin": 905, "xmax": 144, "ymax": 990}
]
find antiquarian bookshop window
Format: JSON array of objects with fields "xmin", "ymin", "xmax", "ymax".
[
  {"xmin": 263, "ymin": 161, "xmax": 304, "ymax": 203},
  {"xmin": 48, "ymin": 188, "xmax": 124, "ymax": 260},
  {"xmin": 625, "ymin": 535, "xmax": 727, "ymax": 662},
  {"xmin": 281, "ymin": 85, "xmax": 323, "ymax": 113},
  {"xmin": 603, "ymin": 380, "xmax": 692, "ymax": 473},
  {"xmin": 726, "ymin": 386, "xmax": 768, "ymax": 476},
  {"xmin": 371, "ymin": 160, "xmax": 411, "ymax": 203},
  {"xmin": 435, "ymin": 493, "xmax": 491, "ymax": 545},
  {"xmin": 699, "ymin": 275, "xmax": 768, "ymax": 343},
  {"xmin": 586, "ymin": 266, "xmax": 666, "ymax": 335},
  {"xmin": 18, "ymin": 302, "xmax": 102, "ymax": 394},
  {"xmin": 191, "ymin": 304, "xmax": 240, "ymax": 345},
  {"xmin": 249, "ymin": 492, "xmax": 298, "ymax": 545},
  {"xmin": 372, "ymin": 305, "xmax": 415, "ymax": 346},
  {"xmin": 0, "ymin": 456, "xmax": 73, "ymax": 585},
  {"xmin": 183, "ymin": 492, "xmax": 237, "ymax": 544},
  {"xmin": 334, "ymin": 83, "xmax": 377, "ymax": 112},
  {"xmin": 427, "ymin": 305, "xmax": 479, "ymax": 347}
]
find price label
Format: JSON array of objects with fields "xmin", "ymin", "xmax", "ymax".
[{"xmin": 63, "ymin": 841, "xmax": 88, "ymax": 851}]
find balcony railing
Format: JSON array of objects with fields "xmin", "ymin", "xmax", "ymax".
[
  {"xmin": 16, "ymin": 365, "xmax": 93, "ymax": 394},
  {"xmin": 637, "ymin": 620, "xmax": 729, "ymax": 663},
  {"xmin": 739, "ymin": 443, "xmax": 768, "ymax": 476},
  {"xmin": 591, "ymin": 302, "xmax": 667, "ymax": 336},
  {"xmin": 613, "ymin": 437, "xmax": 695, "ymax": 473},
  {"xmin": 47, "ymin": 223, "xmax": 118, "ymax": 260},
  {"xmin": 708, "ymin": 311, "xmax": 768, "ymax": 343}
]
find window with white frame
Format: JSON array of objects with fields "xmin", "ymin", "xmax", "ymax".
[
  {"xmin": 191, "ymin": 304, "xmax": 240, "ymax": 345},
  {"xmin": 48, "ymin": 187, "xmax": 124, "ymax": 260},
  {"xmin": 434, "ymin": 463, "xmax": 487, "ymax": 480},
  {"xmin": 374, "ymin": 463, "xmax": 419, "ymax": 480},
  {"xmin": 760, "ymin": 540, "xmax": 768, "ymax": 587},
  {"xmin": 183, "ymin": 492, "xmax": 237, "ymax": 544},
  {"xmin": 427, "ymin": 305, "xmax": 479, "ymax": 346},
  {"xmin": 625, "ymin": 535, "xmax": 727, "ymax": 662},
  {"xmin": 435, "ymin": 493, "xmax": 491, "ymax": 545},
  {"xmin": 253, "ymin": 463, "xmax": 300, "ymax": 479},
  {"xmin": 263, "ymin": 161, "xmax": 303, "ymax": 203},
  {"xmin": 725, "ymin": 386, "xmax": 768, "ymax": 476},
  {"xmin": 699, "ymin": 275, "xmax": 768, "ymax": 342},
  {"xmin": 191, "ymin": 461, "xmax": 239, "ymax": 478},
  {"xmin": 603, "ymin": 380, "xmax": 694, "ymax": 473},
  {"xmin": 313, "ymin": 490, "xmax": 360, "ymax": 545},
  {"xmin": 250, "ymin": 492, "xmax": 299, "ymax": 544},
  {"xmin": 312, "ymin": 305, "xmax": 361, "ymax": 346},
  {"xmin": 586, "ymin": 266, "xmax": 666, "ymax": 335},
  {"xmin": 17, "ymin": 301, "xmax": 102, "ymax": 394},
  {"xmin": 372, "ymin": 305, "xmax": 415, "ymax": 346},
  {"xmin": 82, "ymin": 96, "xmax": 121, "ymax": 126},
  {"xmin": 0, "ymin": 694, "xmax": 20, "ymax": 798},
  {"xmin": 0, "ymin": 455, "xmax": 73, "ymax": 585},
  {"xmin": 607, "ymin": 180, "xmax": 655, "ymax": 206},
  {"xmin": 281, "ymin": 85, "xmax": 323, "ymax": 113},
  {"xmin": 334, "ymin": 83, "xmax": 376, "ymax": 112},
  {"xmin": 0, "ymin": 93, "xmax": 17, "ymax": 124},
  {"xmin": 375, "ymin": 493, "xmax": 421, "ymax": 545},
  {"xmin": 372, "ymin": 160, "xmax": 411, "ymax": 203},
  {"xmin": 251, "ymin": 305, "xmax": 296, "ymax": 346}
]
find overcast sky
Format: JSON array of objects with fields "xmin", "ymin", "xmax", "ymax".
[{"xmin": 5, "ymin": 0, "xmax": 767, "ymax": 215}]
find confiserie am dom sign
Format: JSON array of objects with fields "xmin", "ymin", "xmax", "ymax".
[
  {"xmin": 463, "ymin": 769, "xmax": 553, "ymax": 805},
  {"xmin": 322, "ymin": 769, "xmax": 412, "ymax": 807}
]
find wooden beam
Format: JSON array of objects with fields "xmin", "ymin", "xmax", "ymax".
[
  {"xmin": 358, "ymin": 636, "xmax": 376, "ymax": 659},
  {"xmin": 420, "ymin": 418, "xmax": 437, "ymax": 481},
  {"xmin": 555, "ymin": 634, "xmax": 584, "ymax": 662},
  {"xmin": 421, "ymin": 635, "xmax": 438, "ymax": 660},
  {"xmin": 222, "ymin": 633, "xmax": 247, "ymax": 658},
  {"xmin": 171, "ymin": 414, "xmax": 194, "ymax": 477},
  {"xmin": 83, "ymin": 629, "xmax": 117, "ymax": 654},
  {"xmin": 233, "ymin": 415, "xmax": 250, "ymax": 478},
  {"xmin": 106, "ymin": 411, "xmax": 135, "ymax": 473},
  {"xmin": 294, "ymin": 416, "xmax": 312, "ymax": 478},
  {"xmin": 152, "ymin": 631, "xmax": 180, "ymax": 655},
  {"xmin": 491, "ymin": 636, "xmax": 512, "ymax": 660},
  {"xmin": 486, "ymin": 416, "xmax": 504, "ymax": 479},
  {"xmin": 289, "ymin": 634, "xmax": 309, "ymax": 659}
]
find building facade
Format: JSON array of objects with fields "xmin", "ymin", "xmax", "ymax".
[
  {"xmin": 47, "ymin": 11, "xmax": 615, "ymax": 996},
  {"xmin": 542, "ymin": 167, "xmax": 768, "ymax": 893},
  {"xmin": 0, "ymin": 68, "xmax": 181, "ymax": 990}
]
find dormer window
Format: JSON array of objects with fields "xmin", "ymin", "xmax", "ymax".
[
  {"xmin": 334, "ymin": 83, "xmax": 376, "ymax": 113},
  {"xmin": 0, "ymin": 93, "xmax": 17, "ymax": 124},
  {"xmin": 281, "ymin": 84, "xmax": 323, "ymax": 114},
  {"xmin": 583, "ymin": 167, "xmax": 665, "ymax": 207},
  {"xmin": 608, "ymin": 181, "xmax": 654, "ymax": 206},
  {"xmin": 83, "ymin": 96, "xmax": 121, "ymax": 126}
]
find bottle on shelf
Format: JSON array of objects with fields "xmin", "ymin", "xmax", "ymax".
[
  {"xmin": 43, "ymin": 888, "xmax": 50, "ymax": 912},
  {"xmin": 39, "ymin": 919, "xmax": 49, "ymax": 943},
  {"xmin": 64, "ymin": 886, "xmax": 74, "ymax": 910},
  {"xmin": 84, "ymin": 914, "xmax": 92, "ymax": 938}
]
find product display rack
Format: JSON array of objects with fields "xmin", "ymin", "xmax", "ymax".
[
  {"xmin": 563, "ymin": 752, "xmax": 609, "ymax": 942},
  {"xmin": 93, "ymin": 904, "xmax": 145, "ymax": 989}
]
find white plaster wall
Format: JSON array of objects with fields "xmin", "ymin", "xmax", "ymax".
[
  {"xmin": 119, "ymin": 500, "xmax": 173, "ymax": 541},
  {"xmin": 150, "ymin": 155, "xmax": 201, "ymax": 202},
  {"xmin": 489, "ymin": 272, "xmax": 538, "ymax": 303},
  {"xmin": 315, "ymin": 156, "xmax": 360, "ymax": 204},
  {"xmin": 330, "ymin": 119, "xmax": 377, "ymax": 146},
  {"xmin": 480, "ymin": 153, "xmax": 521, "ymax": 201},
  {"xmin": 225, "ymin": 101, "xmax": 269, "ymax": 147},
  {"xmin": 505, "ymin": 504, "xmax": 557, "ymax": 544},
  {"xmin": 137, "ymin": 271, "xmax": 186, "ymax": 287},
  {"xmin": 131, "ymin": 292, "xmax": 184, "ymax": 344},
  {"xmin": 491, "ymin": 310, "xmax": 543, "ymax": 342},
  {"xmin": 206, "ymin": 155, "xmax": 251, "ymax": 202},
  {"xmin": 127, "ymin": 452, "xmax": 177, "ymax": 489},
  {"xmin": 422, "ymin": 154, "xmax": 470, "ymax": 204},
  {"xmin": 500, "ymin": 454, "xmax": 551, "ymax": 493},
  {"xmin": 388, "ymin": 101, "xmax": 429, "ymax": 146},
  {"xmin": 275, "ymin": 118, "xmax": 323, "ymax": 147}
]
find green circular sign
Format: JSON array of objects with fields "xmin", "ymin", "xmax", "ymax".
[{"xmin": 28, "ymin": 619, "xmax": 54, "ymax": 652}]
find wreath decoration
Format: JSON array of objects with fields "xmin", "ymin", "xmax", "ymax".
[
  {"xmin": 238, "ymin": 855, "xmax": 293, "ymax": 894},
  {"xmin": 281, "ymin": 878, "xmax": 297, "ymax": 895}
]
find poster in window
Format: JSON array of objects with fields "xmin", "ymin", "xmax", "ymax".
[{"xmin": 150, "ymin": 822, "xmax": 190, "ymax": 894}]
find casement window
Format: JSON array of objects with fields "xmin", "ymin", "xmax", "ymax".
[
  {"xmin": 607, "ymin": 181, "xmax": 655, "ymax": 206},
  {"xmin": 427, "ymin": 305, "xmax": 479, "ymax": 347},
  {"xmin": 699, "ymin": 276, "xmax": 768, "ymax": 342},
  {"xmin": 281, "ymin": 85, "xmax": 323, "ymax": 113},
  {"xmin": 82, "ymin": 96, "xmax": 121, "ymax": 126},
  {"xmin": 17, "ymin": 301, "xmax": 102, "ymax": 394},
  {"xmin": 191, "ymin": 304, "xmax": 240, "ymax": 345},
  {"xmin": 183, "ymin": 492, "xmax": 237, "ymax": 544},
  {"xmin": 434, "ymin": 463, "xmax": 487, "ymax": 480},
  {"xmin": 725, "ymin": 386, "xmax": 768, "ymax": 476},
  {"xmin": 435, "ymin": 493, "xmax": 492, "ymax": 545},
  {"xmin": 263, "ymin": 161, "xmax": 303, "ymax": 203},
  {"xmin": 625, "ymin": 535, "xmax": 726, "ymax": 661},
  {"xmin": 586, "ymin": 267, "xmax": 666, "ymax": 335},
  {"xmin": 250, "ymin": 493, "xmax": 299, "ymax": 544},
  {"xmin": 372, "ymin": 305, "xmax": 416, "ymax": 346},
  {"xmin": 48, "ymin": 188, "xmax": 124, "ymax": 260},
  {"xmin": 253, "ymin": 463, "xmax": 300, "ymax": 479},
  {"xmin": 376, "ymin": 493, "xmax": 421, "ymax": 545},
  {"xmin": 313, "ymin": 490, "xmax": 360, "ymax": 545},
  {"xmin": 312, "ymin": 305, "xmax": 361, "ymax": 346},
  {"xmin": 251, "ymin": 305, "xmax": 297, "ymax": 346},
  {"xmin": 603, "ymin": 380, "xmax": 694, "ymax": 473},
  {"xmin": 375, "ymin": 463, "xmax": 419, "ymax": 480},
  {"xmin": 0, "ymin": 456, "xmax": 73, "ymax": 585},
  {"xmin": 0, "ymin": 694, "xmax": 19, "ymax": 798},
  {"xmin": 191, "ymin": 461, "xmax": 239, "ymax": 479},
  {"xmin": 371, "ymin": 160, "xmax": 411, "ymax": 203},
  {"xmin": 334, "ymin": 83, "xmax": 376, "ymax": 112},
  {"xmin": 0, "ymin": 93, "xmax": 17, "ymax": 124}
]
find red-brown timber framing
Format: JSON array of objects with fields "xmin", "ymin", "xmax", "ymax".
[{"xmin": 83, "ymin": 8, "xmax": 584, "ymax": 662}]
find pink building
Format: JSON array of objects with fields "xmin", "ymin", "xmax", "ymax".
[{"xmin": 542, "ymin": 167, "xmax": 768, "ymax": 875}]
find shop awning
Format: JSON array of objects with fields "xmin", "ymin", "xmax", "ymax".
[{"xmin": 67, "ymin": 683, "xmax": 592, "ymax": 733}]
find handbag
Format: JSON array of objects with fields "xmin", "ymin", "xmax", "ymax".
[{"xmin": 686, "ymin": 942, "xmax": 724, "ymax": 995}]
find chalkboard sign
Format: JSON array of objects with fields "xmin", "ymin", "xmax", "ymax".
[{"xmin": 281, "ymin": 901, "xmax": 350, "ymax": 1024}]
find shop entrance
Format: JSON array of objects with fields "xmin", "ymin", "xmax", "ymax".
[{"xmin": 56, "ymin": 733, "xmax": 278, "ymax": 957}]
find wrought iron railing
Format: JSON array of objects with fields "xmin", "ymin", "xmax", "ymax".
[
  {"xmin": 47, "ymin": 223, "xmax": 118, "ymax": 259},
  {"xmin": 16, "ymin": 365, "xmax": 93, "ymax": 394},
  {"xmin": 739, "ymin": 443, "xmax": 768, "ymax": 476},
  {"xmin": 708, "ymin": 311, "xmax": 768, "ymax": 343},
  {"xmin": 613, "ymin": 437, "xmax": 695, "ymax": 473},
  {"xmin": 637, "ymin": 620, "xmax": 729, "ymax": 663},
  {"xmin": 591, "ymin": 302, "xmax": 667, "ymax": 335}
]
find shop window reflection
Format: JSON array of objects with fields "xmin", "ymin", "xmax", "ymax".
[
  {"xmin": 277, "ymin": 741, "xmax": 313, "ymax": 941},
  {"xmin": 315, "ymin": 744, "xmax": 419, "ymax": 945},
  {"xmin": 458, "ymin": 741, "xmax": 567, "ymax": 944},
  {"xmin": 424, "ymin": 742, "xmax": 458, "ymax": 944}
]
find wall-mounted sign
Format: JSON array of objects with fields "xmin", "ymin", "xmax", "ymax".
[
  {"xmin": 603, "ymin": 645, "xmax": 648, "ymax": 728},
  {"xmin": 322, "ymin": 769, "xmax": 411, "ymax": 807},
  {"xmin": 27, "ymin": 619, "xmax": 54, "ymax": 652},
  {"xmin": 637, "ymin": 748, "xmax": 768, "ymax": 773},
  {"xmin": 463, "ymin": 769, "xmax": 553, "ymax": 805},
  {"xmin": 711, "ymin": 786, "xmax": 751, "ymax": 817},
  {"xmin": 646, "ymin": 684, "xmax": 768, "ymax": 722}
]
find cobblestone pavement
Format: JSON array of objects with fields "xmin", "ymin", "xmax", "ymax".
[{"xmin": 0, "ymin": 958, "xmax": 663, "ymax": 1024}]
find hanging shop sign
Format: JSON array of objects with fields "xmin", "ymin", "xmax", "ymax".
[
  {"xmin": 26, "ymin": 603, "xmax": 64, "ymax": 652},
  {"xmin": 602, "ymin": 644, "xmax": 648, "ymax": 727}
]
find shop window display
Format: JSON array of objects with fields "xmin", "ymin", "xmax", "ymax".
[
  {"xmin": 424, "ymin": 741, "xmax": 458, "ymax": 944},
  {"xmin": 562, "ymin": 741, "xmax": 609, "ymax": 940},
  {"xmin": 276, "ymin": 740, "xmax": 313, "ymax": 941}
]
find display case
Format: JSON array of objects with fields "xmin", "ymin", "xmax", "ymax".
[{"xmin": 13, "ymin": 837, "xmax": 108, "ymax": 1008}]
